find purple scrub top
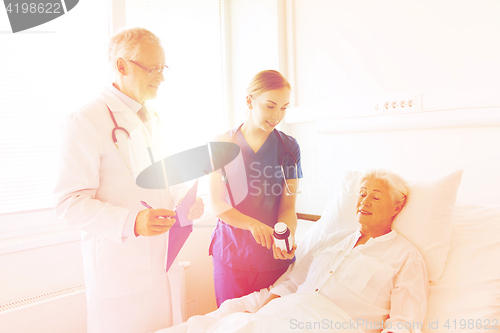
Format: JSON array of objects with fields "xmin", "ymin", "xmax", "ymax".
[{"xmin": 209, "ymin": 128, "xmax": 303, "ymax": 272}]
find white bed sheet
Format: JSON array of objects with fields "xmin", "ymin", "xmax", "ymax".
[{"xmin": 156, "ymin": 292, "xmax": 364, "ymax": 333}]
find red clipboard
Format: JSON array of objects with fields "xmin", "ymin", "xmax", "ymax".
[{"xmin": 165, "ymin": 180, "xmax": 198, "ymax": 272}]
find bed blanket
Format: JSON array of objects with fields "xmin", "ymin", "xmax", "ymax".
[{"xmin": 155, "ymin": 292, "xmax": 364, "ymax": 333}]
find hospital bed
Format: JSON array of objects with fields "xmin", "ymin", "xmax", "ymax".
[{"xmin": 156, "ymin": 169, "xmax": 500, "ymax": 333}]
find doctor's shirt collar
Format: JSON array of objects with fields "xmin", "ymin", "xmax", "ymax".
[{"xmin": 110, "ymin": 83, "xmax": 143, "ymax": 114}]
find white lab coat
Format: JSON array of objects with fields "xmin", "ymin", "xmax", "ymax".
[{"xmin": 54, "ymin": 87, "xmax": 183, "ymax": 333}]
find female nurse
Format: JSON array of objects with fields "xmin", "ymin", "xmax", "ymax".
[{"xmin": 209, "ymin": 70, "xmax": 303, "ymax": 307}]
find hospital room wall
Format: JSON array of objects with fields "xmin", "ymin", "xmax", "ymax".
[
  {"xmin": 286, "ymin": 122, "xmax": 500, "ymax": 214},
  {"xmin": 288, "ymin": 0, "xmax": 500, "ymax": 102},
  {"xmin": 273, "ymin": 0, "xmax": 500, "ymax": 213}
]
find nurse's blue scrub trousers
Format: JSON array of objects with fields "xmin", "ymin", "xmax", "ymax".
[{"xmin": 212, "ymin": 257, "xmax": 288, "ymax": 307}]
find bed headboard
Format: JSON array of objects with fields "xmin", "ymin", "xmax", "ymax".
[{"xmin": 296, "ymin": 213, "xmax": 321, "ymax": 222}]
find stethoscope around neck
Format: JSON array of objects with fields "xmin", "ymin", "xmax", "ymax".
[
  {"xmin": 108, "ymin": 106, "xmax": 131, "ymax": 148},
  {"xmin": 221, "ymin": 124, "xmax": 301, "ymax": 207},
  {"xmin": 107, "ymin": 105, "xmax": 175, "ymax": 208},
  {"xmin": 107, "ymin": 105, "xmax": 160, "ymax": 173},
  {"xmin": 107, "ymin": 105, "xmax": 161, "ymax": 145}
]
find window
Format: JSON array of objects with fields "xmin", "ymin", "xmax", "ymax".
[
  {"xmin": 125, "ymin": 0, "xmax": 227, "ymax": 201},
  {"xmin": 126, "ymin": 0, "xmax": 226, "ymax": 151},
  {"xmin": 0, "ymin": 0, "xmax": 109, "ymax": 215}
]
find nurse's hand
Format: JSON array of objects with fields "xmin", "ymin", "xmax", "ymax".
[
  {"xmin": 249, "ymin": 221, "xmax": 274, "ymax": 249},
  {"xmin": 273, "ymin": 244, "xmax": 297, "ymax": 260},
  {"xmin": 187, "ymin": 197, "xmax": 204, "ymax": 220},
  {"xmin": 134, "ymin": 209, "xmax": 176, "ymax": 237}
]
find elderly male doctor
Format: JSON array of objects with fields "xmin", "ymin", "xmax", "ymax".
[{"xmin": 54, "ymin": 27, "xmax": 204, "ymax": 333}]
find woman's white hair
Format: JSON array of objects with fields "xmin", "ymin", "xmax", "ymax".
[
  {"xmin": 108, "ymin": 27, "xmax": 162, "ymax": 74},
  {"xmin": 358, "ymin": 169, "xmax": 409, "ymax": 206}
]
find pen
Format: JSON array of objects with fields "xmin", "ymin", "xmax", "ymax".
[
  {"xmin": 140, "ymin": 201, "xmax": 175, "ymax": 219},
  {"xmin": 140, "ymin": 201, "xmax": 155, "ymax": 209}
]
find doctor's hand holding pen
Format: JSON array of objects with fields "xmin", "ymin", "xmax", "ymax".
[
  {"xmin": 134, "ymin": 199, "xmax": 205, "ymax": 237},
  {"xmin": 134, "ymin": 203, "xmax": 176, "ymax": 237}
]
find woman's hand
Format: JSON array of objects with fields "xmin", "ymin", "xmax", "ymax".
[
  {"xmin": 244, "ymin": 292, "xmax": 282, "ymax": 313},
  {"xmin": 273, "ymin": 243, "xmax": 297, "ymax": 260},
  {"xmin": 186, "ymin": 197, "xmax": 204, "ymax": 220},
  {"xmin": 261, "ymin": 293, "xmax": 281, "ymax": 308},
  {"xmin": 249, "ymin": 221, "xmax": 274, "ymax": 249}
]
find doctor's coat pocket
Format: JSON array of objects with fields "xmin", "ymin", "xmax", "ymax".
[
  {"xmin": 95, "ymin": 236, "xmax": 152, "ymax": 299},
  {"xmin": 337, "ymin": 254, "xmax": 396, "ymax": 304}
]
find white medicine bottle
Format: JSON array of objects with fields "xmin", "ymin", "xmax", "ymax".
[{"xmin": 273, "ymin": 222, "xmax": 294, "ymax": 253}]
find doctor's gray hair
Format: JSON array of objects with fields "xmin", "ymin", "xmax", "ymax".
[
  {"xmin": 108, "ymin": 27, "xmax": 162, "ymax": 74},
  {"xmin": 358, "ymin": 169, "xmax": 409, "ymax": 206}
]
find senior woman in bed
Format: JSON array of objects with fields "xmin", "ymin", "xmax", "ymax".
[
  {"xmin": 262, "ymin": 170, "xmax": 429, "ymax": 333},
  {"xmin": 157, "ymin": 170, "xmax": 428, "ymax": 333}
]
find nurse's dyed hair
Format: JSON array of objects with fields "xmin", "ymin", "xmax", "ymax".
[
  {"xmin": 246, "ymin": 70, "xmax": 291, "ymax": 98},
  {"xmin": 108, "ymin": 27, "xmax": 162, "ymax": 74},
  {"xmin": 358, "ymin": 169, "xmax": 409, "ymax": 207}
]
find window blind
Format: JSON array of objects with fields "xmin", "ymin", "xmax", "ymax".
[{"xmin": 0, "ymin": 0, "xmax": 109, "ymax": 214}]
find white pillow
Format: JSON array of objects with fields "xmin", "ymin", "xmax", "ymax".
[
  {"xmin": 425, "ymin": 205, "xmax": 500, "ymax": 328},
  {"xmin": 316, "ymin": 169, "xmax": 463, "ymax": 285}
]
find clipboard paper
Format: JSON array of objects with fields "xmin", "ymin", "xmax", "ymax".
[{"xmin": 166, "ymin": 180, "xmax": 198, "ymax": 272}]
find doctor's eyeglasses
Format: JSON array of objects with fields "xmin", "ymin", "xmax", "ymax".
[{"xmin": 128, "ymin": 59, "xmax": 169, "ymax": 76}]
